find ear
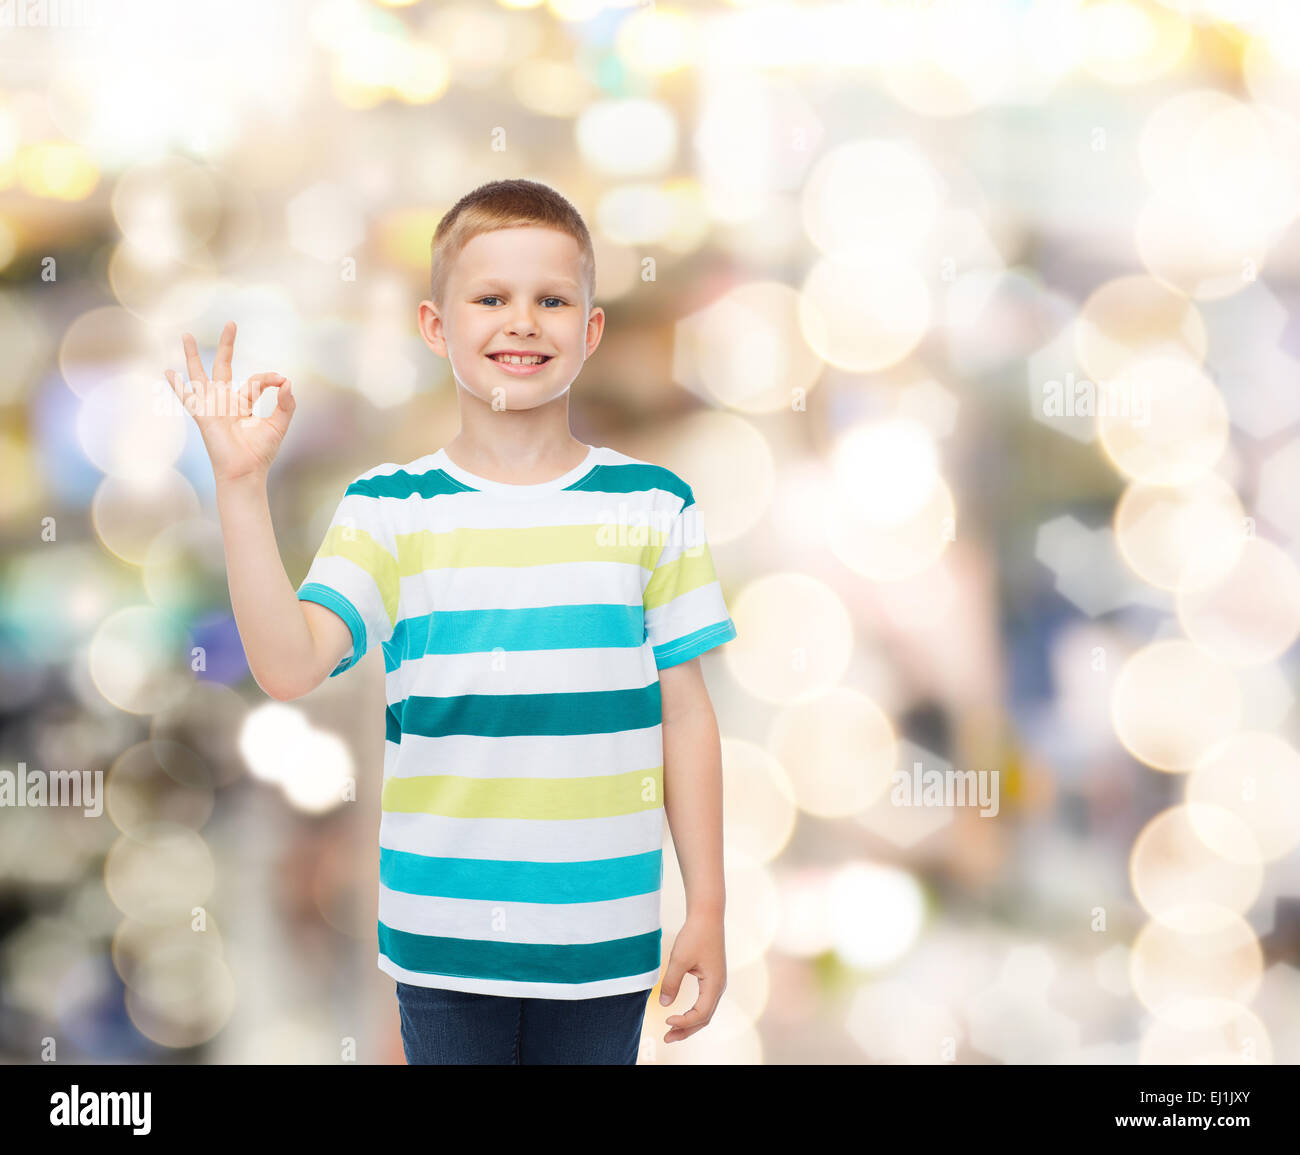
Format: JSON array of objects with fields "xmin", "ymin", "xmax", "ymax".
[
  {"xmin": 417, "ymin": 300, "xmax": 448, "ymax": 356},
  {"xmin": 585, "ymin": 305, "xmax": 606, "ymax": 359}
]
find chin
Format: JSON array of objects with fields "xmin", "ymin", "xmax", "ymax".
[{"xmin": 473, "ymin": 378, "xmax": 573, "ymax": 406}]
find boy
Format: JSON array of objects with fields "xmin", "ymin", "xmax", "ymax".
[{"xmin": 165, "ymin": 179, "xmax": 737, "ymax": 1064}]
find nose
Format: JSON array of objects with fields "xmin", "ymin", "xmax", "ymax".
[{"xmin": 504, "ymin": 305, "xmax": 541, "ymax": 336}]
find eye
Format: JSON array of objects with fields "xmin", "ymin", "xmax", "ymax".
[
  {"xmin": 542, "ymin": 297, "xmax": 566, "ymax": 307},
  {"xmin": 476, "ymin": 295, "xmax": 502, "ymax": 306}
]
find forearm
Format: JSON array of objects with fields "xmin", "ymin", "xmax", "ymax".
[
  {"xmin": 662, "ymin": 705, "xmax": 726, "ymax": 918},
  {"xmin": 214, "ymin": 474, "xmax": 318, "ymax": 700}
]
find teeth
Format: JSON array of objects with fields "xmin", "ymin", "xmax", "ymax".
[{"xmin": 492, "ymin": 354, "xmax": 547, "ymax": 365}]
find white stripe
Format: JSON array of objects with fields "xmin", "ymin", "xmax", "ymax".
[
  {"xmin": 645, "ymin": 581, "xmax": 731, "ymax": 645},
  {"xmin": 384, "ymin": 727, "xmax": 664, "ymax": 781},
  {"xmin": 378, "ymin": 883, "xmax": 662, "ymax": 942},
  {"xmin": 387, "ymin": 645, "xmax": 659, "ymax": 697},
  {"xmin": 379, "ymin": 808, "xmax": 665, "ymax": 859},
  {"xmin": 379, "ymin": 955, "xmax": 660, "ymax": 1000},
  {"xmin": 396, "ymin": 560, "xmax": 650, "ymax": 614},
  {"xmin": 388, "ymin": 486, "xmax": 685, "ymax": 532},
  {"xmin": 300, "ymin": 554, "xmax": 393, "ymax": 643}
]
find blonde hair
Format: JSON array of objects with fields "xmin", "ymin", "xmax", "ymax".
[{"xmin": 429, "ymin": 179, "xmax": 595, "ymax": 311}]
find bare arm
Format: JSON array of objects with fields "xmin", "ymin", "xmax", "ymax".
[
  {"xmin": 215, "ymin": 474, "xmax": 353, "ymax": 700},
  {"xmin": 165, "ymin": 321, "xmax": 349, "ymax": 701},
  {"xmin": 657, "ymin": 655, "xmax": 727, "ymax": 1042},
  {"xmin": 660, "ymin": 657, "xmax": 725, "ymax": 918}
]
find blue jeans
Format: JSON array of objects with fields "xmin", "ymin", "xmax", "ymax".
[{"xmin": 395, "ymin": 980, "xmax": 653, "ymax": 1065}]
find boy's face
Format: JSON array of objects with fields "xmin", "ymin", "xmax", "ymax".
[{"xmin": 418, "ymin": 226, "xmax": 604, "ymax": 410}]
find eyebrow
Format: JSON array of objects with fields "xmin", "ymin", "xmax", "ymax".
[{"xmin": 466, "ymin": 277, "xmax": 580, "ymax": 292}]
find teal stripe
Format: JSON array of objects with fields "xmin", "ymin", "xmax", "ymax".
[
  {"xmin": 653, "ymin": 619, "xmax": 737, "ymax": 670},
  {"xmin": 337, "ymin": 461, "xmax": 692, "ymax": 505},
  {"xmin": 381, "ymin": 847, "xmax": 661, "ymax": 902},
  {"xmin": 384, "ymin": 604, "xmax": 645, "ymax": 673},
  {"xmin": 396, "ymin": 684, "xmax": 661, "ymax": 738},
  {"xmin": 298, "ymin": 583, "xmax": 365, "ymax": 676},
  {"xmin": 565, "ymin": 462, "xmax": 693, "ymax": 505},
  {"xmin": 347, "ymin": 469, "xmax": 475, "ymax": 499},
  {"xmin": 379, "ymin": 921, "xmax": 661, "ymax": 985}
]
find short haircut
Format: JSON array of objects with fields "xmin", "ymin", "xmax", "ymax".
[{"xmin": 429, "ymin": 179, "xmax": 595, "ymax": 311}]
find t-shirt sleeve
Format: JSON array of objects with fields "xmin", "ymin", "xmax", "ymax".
[
  {"xmin": 642, "ymin": 486, "xmax": 737, "ymax": 670},
  {"xmin": 296, "ymin": 471, "xmax": 400, "ymax": 677}
]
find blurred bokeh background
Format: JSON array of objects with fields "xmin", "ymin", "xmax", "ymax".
[{"xmin": 3, "ymin": 0, "xmax": 1300, "ymax": 1065}]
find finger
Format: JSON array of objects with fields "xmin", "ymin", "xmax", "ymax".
[
  {"xmin": 664, "ymin": 1015, "xmax": 707, "ymax": 1043},
  {"xmin": 235, "ymin": 372, "xmax": 285, "ymax": 418},
  {"xmin": 238, "ymin": 374, "xmax": 294, "ymax": 439},
  {"xmin": 166, "ymin": 369, "xmax": 202, "ymax": 417},
  {"xmin": 233, "ymin": 371, "xmax": 271, "ymax": 413},
  {"xmin": 683, "ymin": 974, "xmax": 722, "ymax": 1021},
  {"xmin": 664, "ymin": 1005, "xmax": 709, "ymax": 1031},
  {"xmin": 211, "ymin": 320, "xmax": 236, "ymax": 383},
  {"xmin": 263, "ymin": 375, "xmax": 294, "ymax": 440},
  {"xmin": 182, "ymin": 332, "xmax": 208, "ymax": 385}
]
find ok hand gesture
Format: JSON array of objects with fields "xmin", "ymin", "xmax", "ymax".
[{"xmin": 164, "ymin": 321, "xmax": 295, "ymax": 484}]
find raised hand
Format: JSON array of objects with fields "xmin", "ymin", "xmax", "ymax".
[{"xmin": 164, "ymin": 320, "xmax": 296, "ymax": 484}]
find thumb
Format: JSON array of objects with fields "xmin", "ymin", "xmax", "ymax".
[{"xmin": 659, "ymin": 950, "xmax": 685, "ymax": 1005}]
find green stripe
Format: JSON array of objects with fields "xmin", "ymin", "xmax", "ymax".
[
  {"xmin": 379, "ymin": 921, "xmax": 661, "ymax": 985},
  {"xmin": 347, "ymin": 470, "xmax": 475, "ymax": 499},
  {"xmin": 347, "ymin": 461, "xmax": 692, "ymax": 504},
  {"xmin": 395, "ymin": 684, "xmax": 661, "ymax": 738},
  {"xmin": 565, "ymin": 462, "xmax": 693, "ymax": 505}
]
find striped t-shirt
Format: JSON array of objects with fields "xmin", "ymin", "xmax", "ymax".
[{"xmin": 295, "ymin": 443, "xmax": 737, "ymax": 999}]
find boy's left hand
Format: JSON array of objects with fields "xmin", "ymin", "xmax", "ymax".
[{"xmin": 657, "ymin": 912, "xmax": 726, "ymax": 1043}]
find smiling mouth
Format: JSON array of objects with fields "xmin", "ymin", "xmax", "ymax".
[{"xmin": 488, "ymin": 353, "xmax": 552, "ymax": 365}]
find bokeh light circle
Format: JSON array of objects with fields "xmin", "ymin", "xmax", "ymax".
[
  {"xmin": 673, "ymin": 280, "xmax": 824, "ymax": 413},
  {"xmin": 1075, "ymin": 273, "xmax": 1207, "ymax": 384},
  {"xmin": 1139, "ymin": 1003, "xmax": 1272, "ymax": 1065},
  {"xmin": 724, "ymin": 573, "xmax": 854, "ymax": 705},
  {"xmin": 1113, "ymin": 474, "xmax": 1246, "ymax": 592},
  {"xmin": 1176, "ymin": 537, "xmax": 1300, "ymax": 665},
  {"xmin": 799, "ymin": 253, "xmax": 930, "ymax": 372},
  {"xmin": 91, "ymin": 470, "xmax": 203, "ymax": 567},
  {"xmin": 768, "ymin": 688, "xmax": 897, "ymax": 817},
  {"xmin": 719, "ymin": 738, "xmax": 797, "ymax": 864},
  {"xmin": 1188, "ymin": 731, "xmax": 1300, "ymax": 862},
  {"xmin": 1111, "ymin": 639, "xmax": 1241, "ymax": 772},
  {"xmin": 1129, "ymin": 804, "xmax": 1262, "ymax": 932},
  {"xmin": 124, "ymin": 941, "xmax": 237, "ymax": 1048},
  {"xmin": 802, "ymin": 138, "xmax": 941, "ymax": 259},
  {"xmin": 1097, "ymin": 355, "xmax": 1229, "ymax": 485},
  {"xmin": 105, "ymin": 740, "xmax": 216, "ymax": 835},
  {"xmin": 831, "ymin": 418, "xmax": 941, "ymax": 528},
  {"xmin": 1129, "ymin": 910, "xmax": 1263, "ymax": 1029},
  {"xmin": 87, "ymin": 605, "xmax": 193, "ymax": 716},
  {"xmin": 828, "ymin": 862, "xmax": 925, "ymax": 970},
  {"xmin": 104, "ymin": 822, "xmax": 216, "ymax": 926},
  {"xmin": 826, "ymin": 473, "xmax": 955, "ymax": 582}
]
